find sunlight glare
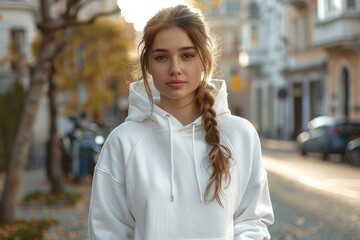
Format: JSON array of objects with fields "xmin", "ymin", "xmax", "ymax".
[{"xmin": 117, "ymin": 0, "xmax": 188, "ymax": 31}]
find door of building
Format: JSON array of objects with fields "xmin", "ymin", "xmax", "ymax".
[{"xmin": 293, "ymin": 83, "xmax": 303, "ymax": 138}]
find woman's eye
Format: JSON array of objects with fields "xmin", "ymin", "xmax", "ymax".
[
  {"xmin": 155, "ymin": 55, "xmax": 167, "ymax": 61},
  {"xmin": 182, "ymin": 53, "xmax": 194, "ymax": 60}
]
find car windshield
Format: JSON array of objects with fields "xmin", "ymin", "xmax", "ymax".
[
  {"xmin": 338, "ymin": 123, "xmax": 360, "ymax": 134},
  {"xmin": 308, "ymin": 116, "xmax": 336, "ymax": 129}
]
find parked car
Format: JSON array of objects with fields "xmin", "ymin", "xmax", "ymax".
[
  {"xmin": 345, "ymin": 138, "xmax": 360, "ymax": 166},
  {"xmin": 296, "ymin": 116, "xmax": 360, "ymax": 160}
]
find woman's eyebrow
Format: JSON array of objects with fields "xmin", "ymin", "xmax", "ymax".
[
  {"xmin": 151, "ymin": 48, "xmax": 167, "ymax": 53},
  {"xmin": 151, "ymin": 46, "xmax": 196, "ymax": 53},
  {"xmin": 179, "ymin": 46, "xmax": 196, "ymax": 51}
]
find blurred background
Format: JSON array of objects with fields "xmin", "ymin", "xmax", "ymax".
[{"xmin": 0, "ymin": 0, "xmax": 360, "ymax": 239}]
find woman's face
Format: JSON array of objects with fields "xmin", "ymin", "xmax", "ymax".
[{"xmin": 147, "ymin": 26, "xmax": 204, "ymax": 107}]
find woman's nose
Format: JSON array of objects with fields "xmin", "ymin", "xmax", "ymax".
[{"xmin": 169, "ymin": 59, "xmax": 181, "ymax": 76}]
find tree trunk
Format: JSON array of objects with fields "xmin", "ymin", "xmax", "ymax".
[
  {"xmin": 47, "ymin": 63, "xmax": 64, "ymax": 194},
  {"xmin": 0, "ymin": 62, "xmax": 50, "ymax": 223},
  {"xmin": 0, "ymin": 37, "xmax": 65, "ymax": 224}
]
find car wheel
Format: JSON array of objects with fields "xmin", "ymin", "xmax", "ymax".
[
  {"xmin": 350, "ymin": 150, "xmax": 360, "ymax": 167},
  {"xmin": 300, "ymin": 147, "xmax": 307, "ymax": 156},
  {"xmin": 343, "ymin": 151, "xmax": 350, "ymax": 163},
  {"xmin": 340, "ymin": 152, "xmax": 348, "ymax": 163},
  {"xmin": 321, "ymin": 149, "xmax": 329, "ymax": 161}
]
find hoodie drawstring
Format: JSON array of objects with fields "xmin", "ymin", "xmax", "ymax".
[
  {"xmin": 192, "ymin": 123, "xmax": 204, "ymax": 202},
  {"xmin": 166, "ymin": 115, "xmax": 203, "ymax": 203},
  {"xmin": 166, "ymin": 115, "xmax": 175, "ymax": 202}
]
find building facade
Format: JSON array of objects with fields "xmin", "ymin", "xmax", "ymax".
[
  {"xmin": 203, "ymin": 0, "xmax": 252, "ymax": 119},
  {"xmin": 238, "ymin": 0, "xmax": 360, "ymax": 140},
  {"xmin": 0, "ymin": 0, "xmax": 37, "ymax": 93},
  {"xmin": 282, "ymin": 0, "xmax": 328, "ymax": 138},
  {"xmin": 315, "ymin": 0, "xmax": 360, "ymax": 121},
  {"xmin": 239, "ymin": 0, "xmax": 288, "ymax": 138}
]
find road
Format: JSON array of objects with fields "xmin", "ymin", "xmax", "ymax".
[{"xmin": 263, "ymin": 148, "xmax": 360, "ymax": 240}]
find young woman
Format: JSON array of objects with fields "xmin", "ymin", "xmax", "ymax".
[{"xmin": 89, "ymin": 4, "xmax": 274, "ymax": 239}]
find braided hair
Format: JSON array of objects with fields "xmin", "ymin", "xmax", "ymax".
[{"xmin": 196, "ymin": 81, "xmax": 232, "ymax": 206}]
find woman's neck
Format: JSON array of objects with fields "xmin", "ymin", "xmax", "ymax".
[{"xmin": 159, "ymin": 97, "xmax": 200, "ymax": 125}]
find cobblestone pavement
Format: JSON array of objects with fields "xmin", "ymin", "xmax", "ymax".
[
  {"xmin": 268, "ymin": 172, "xmax": 360, "ymax": 240},
  {"xmin": 0, "ymin": 168, "xmax": 92, "ymax": 240},
  {"xmin": 43, "ymin": 183, "xmax": 91, "ymax": 240}
]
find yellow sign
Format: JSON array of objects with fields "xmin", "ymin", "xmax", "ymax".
[{"xmin": 231, "ymin": 74, "xmax": 244, "ymax": 92}]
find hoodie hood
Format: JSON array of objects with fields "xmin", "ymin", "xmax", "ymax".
[
  {"xmin": 126, "ymin": 79, "xmax": 231, "ymax": 126},
  {"xmin": 125, "ymin": 79, "xmax": 232, "ymax": 203}
]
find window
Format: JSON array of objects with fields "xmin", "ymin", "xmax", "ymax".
[
  {"xmin": 249, "ymin": 1, "xmax": 259, "ymax": 18},
  {"xmin": 210, "ymin": 7, "xmax": 220, "ymax": 15},
  {"xmin": 310, "ymin": 81, "xmax": 324, "ymax": 118},
  {"xmin": 317, "ymin": 0, "xmax": 341, "ymax": 20},
  {"xmin": 209, "ymin": 0, "xmax": 221, "ymax": 15},
  {"xmin": 225, "ymin": 32, "xmax": 241, "ymax": 53},
  {"xmin": 242, "ymin": 22, "xmax": 259, "ymax": 50},
  {"xmin": 318, "ymin": 0, "xmax": 359, "ymax": 20},
  {"xmin": 250, "ymin": 24, "xmax": 259, "ymax": 49},
  {"xmin": 10, "ymin": 29, "xmax": 25, "ymax": 73},
  {"xmin": 224, "ymin": 33, "xmax": 232, "ymax": 53},
  {"xmin": 325, "ymin": 0, "xmax": 341, "ymax": 14},
  {"xmin": 340, "ymin": 67, "xmax": 350, "ymax": 119},
  {"xmin": 346, "ymin": 0, "xmax": 357, "ymax": 9},
  {"xmin": 291, "ymin": 13, "xmax": 311, "ymax": 51},
  {"xmin": 225, "ymin": 0, "xmax": 240, "ymax": 15},
  {"xmin": 292, "ymin": 18, "xmax": 300, "ymax": 51},
  {"xmin": 303, "ymin": 13, "xmax": 310, "ymax": 49},
  {"xmin": 232, "ymin": 32, "xmax": 241, "ymax": 51}
]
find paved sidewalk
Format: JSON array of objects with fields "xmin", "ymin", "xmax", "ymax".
[
  {"xmin": 260, "ymin": 137, "xmax": 297, "ymax": 152},
  {"xmin": 0, "ymin": 168, "xmax": 91, "ymax": 240}
]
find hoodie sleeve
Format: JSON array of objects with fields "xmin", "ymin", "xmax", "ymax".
[
  {"xmin": 233, "ymin": 126, "xmax": 274, "ymax": 239},
  {"xmin": 88, "ymin": 130, "xmax": 135, "ymax": 239}
]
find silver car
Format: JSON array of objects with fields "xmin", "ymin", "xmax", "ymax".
[{"xmin": 297, "ymin": 116, "xmax": 360, "ymax": 160}]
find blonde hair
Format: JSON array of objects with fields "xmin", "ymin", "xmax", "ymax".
[{"xmin": 138, "ymin": 4, "xmax": 231, "ymax": 206}]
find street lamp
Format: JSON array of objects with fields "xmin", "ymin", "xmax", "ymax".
[{"xmin": 239, "ymin": 52, "xmax": 249, "ymax": 67}]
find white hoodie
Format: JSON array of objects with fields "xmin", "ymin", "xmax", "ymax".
[{"xmin": 88, "ymin": 80, "xmax": 274, "ymax": 240}]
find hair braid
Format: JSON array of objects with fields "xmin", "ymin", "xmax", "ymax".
[{"xmin": 196, "ymin": 81, "xmax": 232, "ymax": 206}]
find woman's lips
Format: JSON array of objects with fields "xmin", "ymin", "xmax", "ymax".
[{"xmin": 166, "ymin": 80, "xmax": 185, "ymax": 89}]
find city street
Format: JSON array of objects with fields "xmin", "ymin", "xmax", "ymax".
[
  {"xmin": 2, "ymin": 140, "xmax": 360, "ymax": 239},
  {"xmin": 263, "ymin": 143, "xmax": 360, "ymax": 240},
  {"xmin": 1, "ymin": 0, "xmax": 360, "ymax": 239}
]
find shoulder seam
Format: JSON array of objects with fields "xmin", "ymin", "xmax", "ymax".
[
  {"xmin": 95, "ymin": 167, "xmax": 125, "ymax": 185},
  {"xmin": 249, "ymin": 173, "xmax": 268, "ymax": 190}
]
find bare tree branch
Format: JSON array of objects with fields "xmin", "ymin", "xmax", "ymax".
[
  {"xmin": 64, "ymin": 0, "xmax": 82, "ymax": 18},
  {"xmin": 76, "ymin": 0, "xmax": 105, "ymax": 14},
  {"xmin": 46, "ymin": 36, "xmax": 68, "ymax": 61},
  {"xmin": 40, "ymin": 0, "xmax": 51, "ymax": 23},
  {"xmin": 78, "ymin": 8, "xmax": 121, "ymax": 25},
  {"xmin": 38, "ymin": 8, "xmax": 120, "ymax": 32}
]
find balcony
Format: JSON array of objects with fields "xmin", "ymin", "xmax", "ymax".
[
  {"xmin": 314, "ymin": 14, "xmax": 360, "ymax": 49},
  {"xmin": 238, "ymin": 49, "xmax": 266, "ymax": 68}
]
